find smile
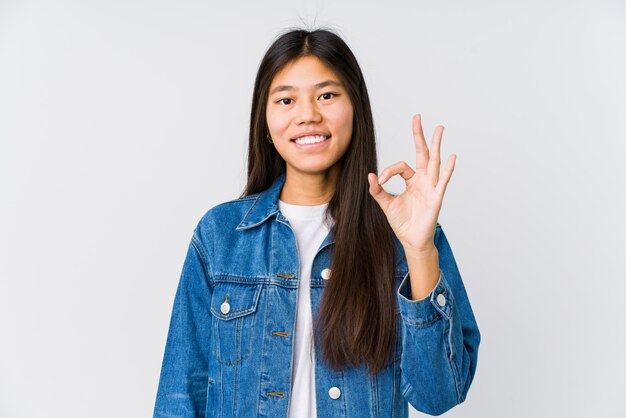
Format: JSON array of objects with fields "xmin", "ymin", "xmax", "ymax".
[{"xmin": 291, "ymin": 135, "xmax": 331, "ymax": 148}]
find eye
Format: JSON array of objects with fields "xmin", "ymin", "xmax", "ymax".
[
  {"xmin": 277, "ymin": 98, "xmax": 293, "ymax": 105},
  {"xmin": 319, "ymin": 92, "xmax": 337, "ymax": 100}
]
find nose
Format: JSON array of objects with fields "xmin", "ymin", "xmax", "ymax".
[{"xmin": 295, "ymin": 98, "xmax": 322, "ymax": 125}]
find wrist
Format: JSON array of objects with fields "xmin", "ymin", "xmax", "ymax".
[
  {"xmin": 403, "ymin": 243, "xmax": 437, "ymax": 258},
  {"xmin": 404, "ymin": 245, "xmax": 440, "ymax": 301}
]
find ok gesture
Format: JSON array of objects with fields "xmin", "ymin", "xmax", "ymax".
[{"xmin": 367, "ymin": 114, "xmax": 456, "ymax": 252}]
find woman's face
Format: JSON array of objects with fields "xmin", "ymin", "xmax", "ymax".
[{"xmin": 266, "ymin": 55, "xmax": 354, "ymax": 176}]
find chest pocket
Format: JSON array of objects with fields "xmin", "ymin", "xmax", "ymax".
[{"xmin": 210, "ymin": 281, "xmax": 263, "ymax": 366}]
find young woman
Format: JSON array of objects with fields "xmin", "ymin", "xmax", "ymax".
[{"xmin": 154, "ymin": 28, "xmax": 480, "ymax": 418}]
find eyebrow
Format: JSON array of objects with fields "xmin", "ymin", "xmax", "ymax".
[{"xmin": 269, "ymin": 80, "xmax": 343, "ymax": 95}]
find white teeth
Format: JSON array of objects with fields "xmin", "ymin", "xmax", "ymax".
[{"xmin": 294, "ymin": 135, "xmax": 328, "ymax": 145}]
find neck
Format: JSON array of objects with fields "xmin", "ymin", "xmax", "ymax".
[{"xmin": 279, "ymin": 164, "xmax": 341, "ymax": 205}]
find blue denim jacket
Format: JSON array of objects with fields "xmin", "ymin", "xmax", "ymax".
[{"xmin": 154, "ymin": 173, "xmax": 480, "ymax": 417}]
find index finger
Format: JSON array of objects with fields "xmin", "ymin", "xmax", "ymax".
[{"xmin": 412, "ymin": 114, "xmax": 430, "ymax": 172}]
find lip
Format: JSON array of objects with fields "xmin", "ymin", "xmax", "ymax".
[
  {"xmin": 290, "ymin": 131, "xmax": 331, "ymax": 141},
  {"xmin": 291, "ymin": 135, "xmax": 331, "ymax": 150}
]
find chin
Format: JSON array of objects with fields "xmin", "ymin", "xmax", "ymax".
[
  {"xmin": 289, "ymin": 160, "xmax": 345, "ymax": 176},
  {"xmin": 288, "ymin": 164, "xmax": 333, "ymax": 175}
]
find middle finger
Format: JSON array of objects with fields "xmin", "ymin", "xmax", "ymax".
[{"xmin": 428, "ymin": 125, "xmax": 444, "ymax": 185}]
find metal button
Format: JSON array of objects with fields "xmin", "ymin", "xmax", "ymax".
[
  {"xmin": 328, "ymin": 386, "xmax": 341, "ymax": 399},
  {"xmin": 321, "ymin": 268, "xmax": 332, "ymax": 280},
  {"xmin": 220, "ymin": 301, "xmax": 230, "ymax": 314},
  {"xmin": 436, "ymin": 293, "xmax": 446, "ymax": 307}
]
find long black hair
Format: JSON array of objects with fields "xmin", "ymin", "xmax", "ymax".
[{"xmin": 241, "ymin": 27, "xmax": 397, "ymax": 375}]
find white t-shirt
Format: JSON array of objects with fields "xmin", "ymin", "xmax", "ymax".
[{"xmin": 278, "ymin": 199, "xmax": 332, "ymax": 418}]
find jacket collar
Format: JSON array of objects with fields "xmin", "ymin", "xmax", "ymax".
[
  {"xmin": 234, "ymin": 173, "xmax": 406, "ymax": 264},
  {"xmin": 236, "ymin": 173, "xmax": 287, "ymax": 230},
  {"xmin": 236, "ymin": 173, "xmax": 337, "ymax": 250}
]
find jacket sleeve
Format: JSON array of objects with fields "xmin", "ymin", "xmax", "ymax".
[
  {"xmin": 154, "ymin": 232, "xmax": 214, "ymax": 418},
  {"xmin": 396, "ymin": 224, "xmax": 481, "ymax": 416}
]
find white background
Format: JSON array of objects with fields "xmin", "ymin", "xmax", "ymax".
[{"xmin": 1, "ymin": 0, "xmax": 625, "ymax": 417}]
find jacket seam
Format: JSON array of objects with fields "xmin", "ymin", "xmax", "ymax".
[
  {"xmin": 191, "ymin": 233, "xmax": 213, "ymax": 281},
  {"xmin": 370, "ymin": 372, "xmax": 378, "ymax": 418},
  {"xmin": 256, "ymin": 286, "xmax": 269, "ymax": 416},
  {"xmin": 445, "ymin": 312, "xmax": 463, "ymax": 403},
  {"xmin": 435, "ymin": 224, "xmax": 463, "ymax": 403},
  {"xmin": 400, "ymin": 381, "xmax": 412, "ymax": 401},
  {"xmin": 234, "ymin": 342, "xmax": 241, "ymax": 416},
  {"xmin": 402, "ymin": 313, "xmax": 442, "ymax": 328}
]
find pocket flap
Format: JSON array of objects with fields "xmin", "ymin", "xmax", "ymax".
[{"xmin": 210, "ymin": 282, "xmax": 262, "ymax": 320}]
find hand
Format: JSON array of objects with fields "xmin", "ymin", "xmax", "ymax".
[{"xmin": 367, "ymin": 114, "xmax": 456, "ymax": 252}]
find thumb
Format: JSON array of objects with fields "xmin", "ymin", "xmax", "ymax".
[{"xmin": 367, "ymin": 172, "xmax": 393, "ymax": 213}]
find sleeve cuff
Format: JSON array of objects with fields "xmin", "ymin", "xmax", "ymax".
[{"xmin": 396, "ymin": 269, "xmax": 453, "ymax": 326}]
